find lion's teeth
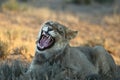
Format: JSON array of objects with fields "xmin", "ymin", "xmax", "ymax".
[
  {"xmin": 42, "ymin": 32, "xmax": 46, "ymax": 35},
  {"xmin": 48, "ymin": 36, "xmax": 51, "ymax": 39}
]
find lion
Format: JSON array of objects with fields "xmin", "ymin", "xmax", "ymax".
[{"xmin": 27, "ymin": 21, "xmax": 116, "ymax": 80}]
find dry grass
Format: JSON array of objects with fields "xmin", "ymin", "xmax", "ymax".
[
  {"xmin": 0, "ymin": 25, "xmax": 35, "ymax": 61},
  {"xmin": 0, "ymin": 40, "xmax": 9, "ymax": 59},
  {"xmin": 103, "ymin": 15, "xmax": 120, "ymax": 26},
  {"xmin": 0, "ymin": 6, "xmax": 119, "ymax": 64}
]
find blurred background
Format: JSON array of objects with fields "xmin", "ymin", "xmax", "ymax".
[{"xmin": 0, "ymin": 0, "xmax": 120, "ymax": 65}]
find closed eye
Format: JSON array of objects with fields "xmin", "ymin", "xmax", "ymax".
[{"xmin": 57, "ymin": 27, "xmax": 64, "ymax": 35}]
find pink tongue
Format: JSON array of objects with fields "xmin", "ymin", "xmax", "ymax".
[{"xmin": 39, "ymin": 36, "xmax": 51, "ymax": 49}]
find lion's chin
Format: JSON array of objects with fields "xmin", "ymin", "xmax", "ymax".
[{"xmin": 37, "ymin": 31, "xmax": 55, "ymax": 51}]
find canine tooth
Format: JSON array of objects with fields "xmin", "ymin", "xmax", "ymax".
[
  {"xmin": 42, "ymin": 31, "xmax": 46, "ymax": 34},
  {"xmin": 46, "ymin": 35, "xmax": 49, "ymax": 37},
  {"xmin": 48, "ymin": 36, "xmax": 51, "ymax": 39}
]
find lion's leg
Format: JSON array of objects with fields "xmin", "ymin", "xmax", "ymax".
[{"xmin": 93, "ymin": 46, "xmax": 116, "ymax": 78}]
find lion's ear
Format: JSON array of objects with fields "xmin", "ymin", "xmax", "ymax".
[{"xmin": 66, "ymin": 29, "xmax": 78, "ymax": 40}]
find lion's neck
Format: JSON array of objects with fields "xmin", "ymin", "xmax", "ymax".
[{"xmin": 49, "ymin": 44, "xmax": 70, "ymax": 65}]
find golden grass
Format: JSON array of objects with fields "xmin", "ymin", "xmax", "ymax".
[
  {"xmin": 0, "ymin": 26, "xmax": 35, "ymax": 61},
  {"xmin": 103, "ymin": 15, "xmax": 120, "ymax": 26},
  {"xmin": 0, "ymin": 7, "xmax": 119, "ymax": 65}
]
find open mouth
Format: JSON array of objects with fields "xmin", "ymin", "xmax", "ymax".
[{"xmin": 37, "ymin": 31, "xmax": 55, "ymax": 50}]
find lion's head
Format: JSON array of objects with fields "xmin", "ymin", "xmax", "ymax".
[{"xmin": 35, "ymin": 21, "xmax": 78, "ymax": 62}]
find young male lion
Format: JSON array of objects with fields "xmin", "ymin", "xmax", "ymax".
[{"xmin": 27, "ymin": 21, "xmax": 116, "ymax": 80}]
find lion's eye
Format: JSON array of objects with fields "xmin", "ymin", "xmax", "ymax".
[
  {"xmin": 57, "ymin": 26, "xmax": 64, "ymax": 35},
  {"xmin": 58, "ymin": 26, "xmax": 63, "ymax": 31}
]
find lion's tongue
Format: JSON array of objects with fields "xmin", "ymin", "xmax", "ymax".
[{"xmin": 39, "ymin": 35, "xmax": 53, "ymax": 49}]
